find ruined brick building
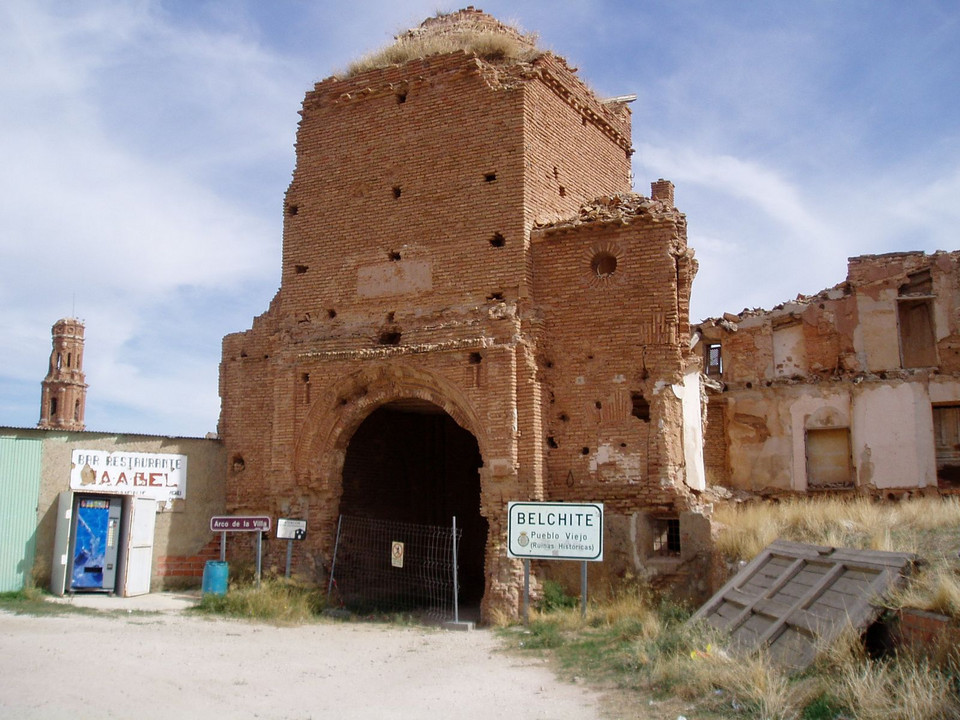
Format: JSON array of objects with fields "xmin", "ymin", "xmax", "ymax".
[
  {"xmin": 219, "ymin": 9, "xmax": 710, "ymax": 618},
  {"xmin": 697, "ymin": 250, "xmax": 960, "ymax": 496}
]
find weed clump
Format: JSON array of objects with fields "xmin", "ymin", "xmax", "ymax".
[{"xmin": 194, "ymin": 579, "xmax": 325, "ymax": 623}]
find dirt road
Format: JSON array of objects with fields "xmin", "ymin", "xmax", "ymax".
[{"xmin": 0, "ymin": 608, "xmax": 607, "ymax": 719}]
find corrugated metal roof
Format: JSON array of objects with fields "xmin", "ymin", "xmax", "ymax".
[{"xmin": 691, "ymin": 539, "xmax": 917, "ymax": 671}]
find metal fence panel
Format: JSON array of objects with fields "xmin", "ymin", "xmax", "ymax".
[
  {"xmin": 0, "ymin": 436, "xmax": 44, "ymax": 592},
  {"xmin": 329, "ymin": 515, "xmax": 461, "ymax": 618}
]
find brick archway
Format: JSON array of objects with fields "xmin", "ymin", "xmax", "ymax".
[{"xmin": 293, "ymin": 361, "xmax": 492, "ymax": 609}]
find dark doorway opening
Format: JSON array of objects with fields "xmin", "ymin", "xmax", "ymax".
[{"xmin": 340, "ymin": 400, "xmax": 487, "ymax": 605}]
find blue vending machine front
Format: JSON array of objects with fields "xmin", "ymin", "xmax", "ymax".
[{"xmin": 70, "ymin": 496, "xmax": 122, "ymax": 592}]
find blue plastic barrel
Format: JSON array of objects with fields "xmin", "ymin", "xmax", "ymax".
[{"xmin": 202, "ymin": 560, "xmax": 229, "ymax": 595}]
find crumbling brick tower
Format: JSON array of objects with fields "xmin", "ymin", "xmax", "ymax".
[
  {"xmin": 39, "ymin": 317, "xmax": 87, "ymax": 431},
  {"xmin": 220, "ymin": 8, "xmax": 707, "ymax": 619}
]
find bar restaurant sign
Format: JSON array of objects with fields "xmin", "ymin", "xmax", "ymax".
[
  {"xmin": 507, "ymin": 501, "xmax": 603, "ymax": 561},
  {"xmin": 70, "ymin": 449, "xmax": 187, "ymax": 503}
]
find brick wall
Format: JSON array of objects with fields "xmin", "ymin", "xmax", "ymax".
[{"xmin": 219, "ymin": 11, "xmax": 702, "ymax": 619}]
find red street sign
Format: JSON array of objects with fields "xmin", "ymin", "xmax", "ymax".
[{"xmin": 210, "ymin": 515, "xmax": 272, "ymax": 532}]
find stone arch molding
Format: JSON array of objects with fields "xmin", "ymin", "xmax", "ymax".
[{"xmin": 294, "ymin": 361, "xmax": 488, "ymax": 493}]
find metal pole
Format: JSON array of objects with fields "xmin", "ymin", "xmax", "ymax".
[
  {"xmin": 285, "ymin": 539, "xmax": 293, "ymax": 579},
  {"xmin": 326, "ymin": 514, "xmax": 344, "ymax": 604},
  {"xmin": 256, "ymin": 530, "xmax": 263, "ymax": 589},
  {"xmin": 220, "ymin": 531, "xmax": 226, "ymax": 562},
  {"xmin": 523, "ymin": 559, "xmax": 530, "ymax": 625},
  {"xmin": 451, "ymin": 516, "xmax": 459, "ymax": 624},
  {"xmin": 580, "ymin": 560, "xmax": 587, "ymax": 620}
]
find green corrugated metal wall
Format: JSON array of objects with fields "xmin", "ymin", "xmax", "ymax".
[{"xmin": 0, "ymin": 436, "xmax": 43, "ymax": 591}]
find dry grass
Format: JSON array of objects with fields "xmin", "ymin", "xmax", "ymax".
[{"xmin": 344, "ymin": 30, "xmax": 542, "ymax": 77}]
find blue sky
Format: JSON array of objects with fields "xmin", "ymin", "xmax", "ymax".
[{"xmin": 2, "ymin": 1, "xmax": 958, "ymax": 437}]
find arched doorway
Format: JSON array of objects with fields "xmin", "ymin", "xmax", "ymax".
[{"xmin": 338, "ymin": 398, "xmax": 488, "ymax": 606}]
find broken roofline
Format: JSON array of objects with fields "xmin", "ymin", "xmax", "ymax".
[{"xmin": 699, "ymin": 249, "xmax": 958, "ymax": 325}]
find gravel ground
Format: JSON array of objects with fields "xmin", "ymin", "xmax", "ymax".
[{"xmin": 0, "ymin": 594, "xmax": 608, "ymax": 720}]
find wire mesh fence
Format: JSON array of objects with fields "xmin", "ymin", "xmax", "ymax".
[{"xmin": 328, "ymin": 515, "xmax": 462, "ymax": 618}]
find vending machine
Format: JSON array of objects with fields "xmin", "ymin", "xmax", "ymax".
[
  {"xmin": 70, "ymin": 496, "xmax": 123, "ymax": 592},
  {"xmin": 51, "ymin": 491, "xmax": 157, "ymax": 597}
]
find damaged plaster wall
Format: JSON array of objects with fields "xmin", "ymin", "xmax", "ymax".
[{"xmin": 698, "ymin": 251, "xmax": 960, "ymax": 495}]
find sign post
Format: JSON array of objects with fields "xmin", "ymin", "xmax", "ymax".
[
  {"xmin": 507, "ymin": 502, "xmax": 603, "ymax": 622},
  {"xmin": 210, "ymin": 515, "xmax": 272, "ymax": 588},
  {"xmin": 277, "ymin": 519, "xmax": 307, "ymax": 579}
]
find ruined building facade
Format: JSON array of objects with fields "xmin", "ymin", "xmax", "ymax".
[
  {"xmin": 219, "ymin": 9, "xmax": 708, "ymax": 618},
  {"xmin": 38, "ymin": 317, "xmax": 86, "ymax": 431},
  {"xmin": 697, "ymin": 251, "xmax": 960, "ymax": 496}
]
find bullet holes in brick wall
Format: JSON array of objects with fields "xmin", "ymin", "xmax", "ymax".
[
  {"xmin": 484, "ymin": 172, "xmax": 497, "ymax": 183},
  {"xmin": 392, "ymin": 186, "xmax": 402, "ymax": 199},
  {"xmin": 490, "ymin": 232, "xmax": 506, "ymax": 248},
  {"xmin": 231, "ymin": 455, "xmax": 245, "ymax": 475},
  {"xmin": 379, "ymin": 311, "xmax": 401, "ymax": 345},
  {"xmin": 396, "ymin": 91, "xmax": 407, "ymax": 104},
  {"xmin": 487, "ymin": 291, "xmax": 503, "ymax": 301},
  {"xmin": 295, "ymin": 264, "xmax": 308, "ymax": 274},
  {"xmin": 546, "ymin": 436, "xmax": 558, "ymax": 449},
  {"xmin": 631, "ymin": 392, "xmax": 650, "ymax": 422},
  {"xmin": 388, "ymin": 251, "xmax": 401, "ymax": 261},
  {"xmin": 327, "ymin": 309, "xmax": 337, "ymax": 319},
  {"xmin": 286, "ymin": 203, "xmax": 298, "ymax": 216}
]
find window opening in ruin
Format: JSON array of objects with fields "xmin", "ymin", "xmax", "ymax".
[
  {"xmin": 67, "ymin": 353, "xmax": 72, "ymax": 368},
  {"xmin": 378, "ymin": 330, "xmax": 402, "ymax": 345},
  {"xmin": 396, "ymin": 91, "xmax": 407, "ymax": 104},
  {"xmin": 295, "ymin": 264, "xmax": 308, "ymax": 274},
  {"xmin": 56, "ymin": 353, "xmax": 62, "ymax": 371},
  {"xmin": 286, "ymin": 204, "xmax": 298, "ymax": 216},
  {"xmin": 652, "ymin": 517, "xmax": 681, "ymax": 556},
  {"xmin": 50, "ymin": 397, "xmax": 58, "ymax": 417},
  {"xmin": 898, "ymin": 297, "xmax": 937, "ymax": 368},
  {"xmin": 74, "ymin": 399, "xmax": 80, "ymax": 422},
  {"xmin": 933, "ymin": 405, "xmax": 960, "ymax": 488},
  {"xmin": 631, "ymin": 392, "xmax": 650, "ymax": 422},
  {"xmin": 468, "ymin": 352, "xmax": 482, "ymax": 365},
  {"xmin": 805, "ymin": 428, "xmax": 854, "ymax": 490},
  {"xmin": 328, "ymin": 309, "xmax": 337, "ymax": 319},
  {"xmin": 900, "ymin": 269, "xmax": 933, "ymax": 296},
  {"xmin": 392, "ymin": 186, "xmax": 402, "ymax": 199},
  {"xmin": 487, "ymin": 291, "xmax": 503, "ymax": 300},
  {"xmin": 559, "ymin": 186, "xmax": 566, "ymax": 197},
  {"xmin": 591, "ymin": 251, "xmax": 617, "ymax": 278},
  {"xmin": 705, "ymin": 343, "xmax": 722, "ymax": 375},
  {"xmin": 339, "ymin": 402, "xmax": 488, "ymax": 606},
  {"xmin": 386, "ymin": 311, "xmax": 395, "ymax": 323},
  {"xmin": 484, "ymin": 173, "xmax": 496, "ymax": 182},
  {"xmin": 388, "ymin": 251, "xmax": 401, "ymax": 261},
  {"xmin": 231, "ymin": 455, "xmax": 245, "ymax": 473},
  {"xmin": 490, "ymin": 233, "xmax": 505, "ymax": 248}
]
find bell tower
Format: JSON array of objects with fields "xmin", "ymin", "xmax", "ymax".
[{"xmin": 38, "ymin": 318, "xmax": 87, "ymax": 431}]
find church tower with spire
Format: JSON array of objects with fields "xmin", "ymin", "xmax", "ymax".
[{"xmin": 38, "ymin": 318, "xmax": 87, "ymax": 431}]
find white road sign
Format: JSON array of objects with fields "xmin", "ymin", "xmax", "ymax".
[{"xmin": 507, "ymin": 502, "xmax": 603, "ymax": 561}]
